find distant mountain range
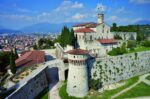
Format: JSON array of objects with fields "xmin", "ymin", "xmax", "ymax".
[
  {"xmin": 0, "ymin": 26, "xmax": 21, "ymax": 34},
  {"xmin": 21, "ymin": 22, "xmax": 77, "ymax": 33},
  {"xmin": 0, "ymin": 20, "xmax": 150, "ymax": 34},
  {"xmin": 135, "ymin": 20, "xmax": 150, "ymax": 25}
]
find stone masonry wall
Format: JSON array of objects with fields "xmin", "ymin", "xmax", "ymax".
[
  {"xmin": 91, "ymin": 51, "xmax": 150, "ymax": 86},
  {"xmin": 6, "ymin": 70, "xmax": 48, "ymax": 99}
]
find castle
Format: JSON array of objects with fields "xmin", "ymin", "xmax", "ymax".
[{"xmin": 66, "ymin": 4, "xmax": 139, "ymax": 98}]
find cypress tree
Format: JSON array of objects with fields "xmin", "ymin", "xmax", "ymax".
[
  {"xmin": 10, "ymin": 51, "xmax": 16, "ymax": 74},
  {"xmin": 14, "ymin": 48, "xmax": 19, "ymax": 60}
]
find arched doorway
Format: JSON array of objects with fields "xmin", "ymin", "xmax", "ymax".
[{"xmin": 65, "ymin": 69, "xmax": 69, "ymax": 80}]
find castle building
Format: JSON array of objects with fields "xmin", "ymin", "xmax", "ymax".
[
  {"xmin": 65, "ymin": 4, "xmax": 137, "ymax": 98},
  {"xmin": 72, "ymin": 5, "xmax": 136, "ymax": 57},
  {"xmin": 67, "ymin": 49, "xmax": 89, "ymax": 97}
]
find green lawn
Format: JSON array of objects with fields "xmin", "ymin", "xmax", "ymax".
[
  {"xmin": 35, "ymin": 87, "xmax": 49, "ymax": 99},
  {"xmin": 128, "ymin": 46, "xmax": 150, "ymax": 53},
  {"xmin": 99, "ymin": 76, "xmax": 139, "ymax": 99},
  {"xmin": 146, "ymin": 75, "xmax": 150, "ymax": 81},
  {"xmin": 116, "ymin": 82, "xmax": 150, "ymax": 99},
  {"xmin": 59, "ymin": 76, "xmax": 139, "ymax": 99},
  {"xmin": 59, "ymin": 82, "xmax": 81, "ymax": 99}
]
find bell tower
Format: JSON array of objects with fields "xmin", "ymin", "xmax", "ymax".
[{"xmin": 97, "ymin": 3, "xmax": 104, "ymax": 24}]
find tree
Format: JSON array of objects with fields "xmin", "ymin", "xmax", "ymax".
[
  {"xmin": 10, "ymin": 51, "xmax": 16, "ymax": 74},
  {"xmin": 111, "ymin": 23, "xmax": 118, "ymax": 31},
  {"xmin": 14, "ymin": 48, "xmax": 19, "ymax": 60},
  {"xmin": 114, "ymin": 34, "xmax": 122, "ymax": 40},
  {"xmin": 127, "ymin": 40, "xmax": 137, "ymax": 50},
  {"xmin": 120, "ymin": 42, "xmax": 127, "ymax": 54},
  {"xmin": 33, "ymin": 44, "xmax": 38, "ymax": 50},
  {"xmin": 56, "ymin": 26, "xmax": 75, "ymax": 47},
  {"xmin": 0, "ymin": 52, "xmax": 11, "ymax": 72},
  {"xmin": 89, "ymin": 79, "xmax": 102, "ymax": 90}
]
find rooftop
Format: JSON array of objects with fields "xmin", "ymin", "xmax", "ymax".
[
  {"xmin": 67, "ymin": 49, "xmax": 89, "ymax": 55},
  {"xmin": 15, "ymin": 50, "xmax": 45, "ymax": 67},
  {"xmin": 74, "ymin": 28, "xmax": 95, "ymax": 33},
  {"xmin": 73, "ymin": 22, "xmax": 98, "ymax": 27},
  {"xmin": 97, "ymin": 39, "xmax": 117, "ymax": 44}
]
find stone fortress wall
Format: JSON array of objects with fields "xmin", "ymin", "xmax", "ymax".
[
  {"xmin": 6, "ymin": 69, "xmax": 48, "ymax": 99},
  {"xmin": 6, "ymin": 59, "xmax": 67, "ymax": 99},
  {"xmin": 90, "ymin": 51, "xmax": 150, "ymax": 86},
  {"xmin": 112, "ymin": 32, "xmax": 137, "ymax": 40}
]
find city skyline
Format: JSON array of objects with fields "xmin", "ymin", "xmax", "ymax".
[{"xmin": 0, "ymin": 0, "xmax": 150, "ymax": 29}]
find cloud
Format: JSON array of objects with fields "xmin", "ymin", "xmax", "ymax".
[
  {"xmin": 72, "ymin": 13, "xmax": 86, "ymax": 20},
  {"xmin": 107, "ymin": 15, "xmax": 119, "ymax": 21},
  {"xmin": 130, "ymin": 0, "xmax": 150, "ymax": 4},
  {"xmin": 55, "ymin": 1, "xmax": 84, "ymax": 12},
  {"xmin": 116, "ymin": 7, "xmax": 125, "ymax": 13}
]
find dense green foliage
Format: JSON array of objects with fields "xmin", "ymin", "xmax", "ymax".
[
  {"xmin": 111, "ymin": 23, "xmax": 137, "ymax": 32},
  {"xmin": 127, "ymin": 40, "xmax": 137, "ymax": 50},
  {"xmin": 14, "ymin": 48, "xmax": 19, "ymax": 60},
  {"xmin": 89, "ymin": 79, "xmax": 102, "ymax": 90},
  {"xmin": 116, "ymin": 82, "xmax": 150, "ymax": 99},
  {"xmin": 108, "ymin": 43, "xmax": 127, "ymax": 56},
  {"xmin": 127, "ymin": 46, "xmax": 150, "ymax": 53},
  {"xmin": 111, "ymin": 23, "xmax": 150, "ymax": 41},
  {"xmin": 146, "ymin": 75, "xmax": 150, "ymax": 80},
  {"xmin": 9, "ymin": 51, "xmax": 16, "ymax": 74},
  {"xmin": 0, "ymin": 52, "xmax": 11, "ymax": 72},
  {"xmin": 34, "ymin": 38, "xmax": 54, "ymax": 50},
  {"xmin": 56, "ymin": 26, "xmax": 75, "ymax": 47},
  {"xmin": 114, "ymin": 34, "xmax": 122, "ymax": 40},
  {"xmin": 141, "ymin": 40, "xmax": 150, "ymax": 47}
]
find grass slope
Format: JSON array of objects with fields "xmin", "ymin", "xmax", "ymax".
[{"xmin": 116, "ymin": 82, "xmax": 150, "ymax": 99}]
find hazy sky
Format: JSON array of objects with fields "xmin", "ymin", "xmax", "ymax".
[{"xmin": 0, "ymin": 0, "xmax": 150, "ymax": 29}]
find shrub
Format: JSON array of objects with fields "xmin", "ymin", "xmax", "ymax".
[
  {"xmin": 89, "ymin": 79, "xmax": 102, "ymax": 90},
  {"xmin": 141, "ymin": 40, "xmax": 150, "ymax": 47},
  {"xmin": 127, "ymin": 40, "xmax": 137, "ymax": 50}
]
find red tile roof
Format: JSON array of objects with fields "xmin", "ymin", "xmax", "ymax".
[
  {"xmin": 67, "ymin": 49, "xmax": 89, "ymax": 55},
  {"xmin": 73, "ymin": 22, "xmax": 98, "ymax": 27},
  {"xmin": 74, "ymin": 28, "xmax": 95, "ymax": 33},
  {"xmin": 97, "ymin": 39, "xmax": 117, "ymax": 44},
  {"xmin": 15, "ymin": 51, "xmax": 45, "ymax": 67}
]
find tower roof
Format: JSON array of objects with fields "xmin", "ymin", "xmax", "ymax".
[{"xmin": 67, "ymin": 49, "xmax": 89, "ymax": 55}]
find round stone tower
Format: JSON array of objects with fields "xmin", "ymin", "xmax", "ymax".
[{"xmin": 67, "ymin": 49, "xmax": 89, "ymax": 98}]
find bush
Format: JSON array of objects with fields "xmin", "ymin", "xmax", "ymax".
[
  {"xmin": 127, "ymin": 40, "xmax": 137, "ymax": 50},
  {"xmin": 108, "ymin": 43, "xmax": 127, "ymax": 56},
  {"xmin": 141, "ymin": 40, "xmax": 150, "ymax": 47},
  {"xmin": 114, "ymin": 34, "xmax": 122, "ymax": 40},
  {"xmin": 89, "ymin": 79, "xmax": 102, "ymax": 90}
]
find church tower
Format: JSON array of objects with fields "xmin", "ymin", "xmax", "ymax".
[
  {"xmin": 97, "ymin": 4, "xmax": 104, "ymax": 24},
  {"xmin": 67, "ymin": 49, "xmax": 89, "ymax": 98}
]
